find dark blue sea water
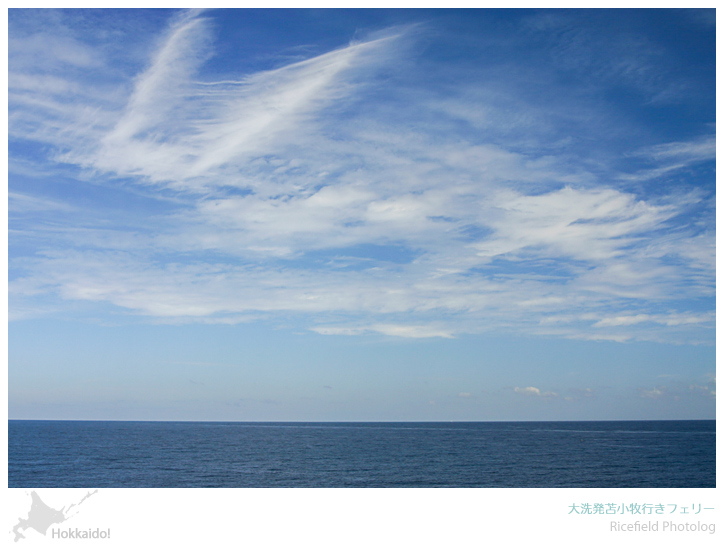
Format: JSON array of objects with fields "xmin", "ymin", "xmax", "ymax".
[{"xmin": 8, "ymin": 420, "xmax": 715, "ymax": 488}]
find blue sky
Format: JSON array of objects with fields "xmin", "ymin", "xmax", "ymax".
[{"xmin": 8, "ymin": 9, "xmax": 715, "ymax": 421}]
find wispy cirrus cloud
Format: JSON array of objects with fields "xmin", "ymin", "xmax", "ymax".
[
  {"xmin": 8, "ymin": 10, "xmax": 715, "ymax": 344},
  {"xmin": 60, "ymin": 16, "xmax": 411, "ymax": 190},
  {"xmin": 619, "ymin": 135, "xmax": 716, "ymax": 183}
]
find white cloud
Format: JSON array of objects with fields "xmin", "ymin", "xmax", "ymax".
[
  {"xmin": 514, "ymin": 386, "xmax": 558, "ymax": 397},
  {"xmin": 636, "ymin": 136, "xmax": 716, "ymax": 163},
  {"xmin": 9, "ymin": 192, "xmax": 76, "ymax": 214},
  {"xmin": 62, "ymin": 19, "xmax": 408, "ymax": 190},
  {"xmin": 689, "ymin": 385, "xmax": 715, "ymax": 398},
  {"xmin": 593, "ymin": 314, "xmax": 651, "ymax": 328},
  {"xmin": 515, "ymin": 386, "xmax": 540, "ymax": 395},
  {"xmin": 311, "ymin": 324, "xmax": 455, "ymax": 339},
  {"xmin": 593, "ymin": 312, "xmax": 713, "ymax": 329},
  {"xmin": 620, "ymin": 136, "xmax": 715, "ymax": 182},
  {"xmin": 472, "ymin": 186, "xmax": 677, "ymax": 264},
  {"xmin": 639, "ymin": 387, "xmax": 666, "ymax": 399}
]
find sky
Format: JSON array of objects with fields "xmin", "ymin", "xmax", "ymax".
[{"xmin": 7, "ymin": 8, "xmax": 716, "ymax": 421}]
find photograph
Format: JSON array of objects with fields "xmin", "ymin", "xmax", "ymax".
[{"xmin": 6, "ymin": 6, "xmax": 717, "ymax": 543}]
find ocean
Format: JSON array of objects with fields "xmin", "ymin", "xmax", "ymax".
[{"xmin": 8, "ymin": 420, "xmax": 715, "ymax": 488}]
